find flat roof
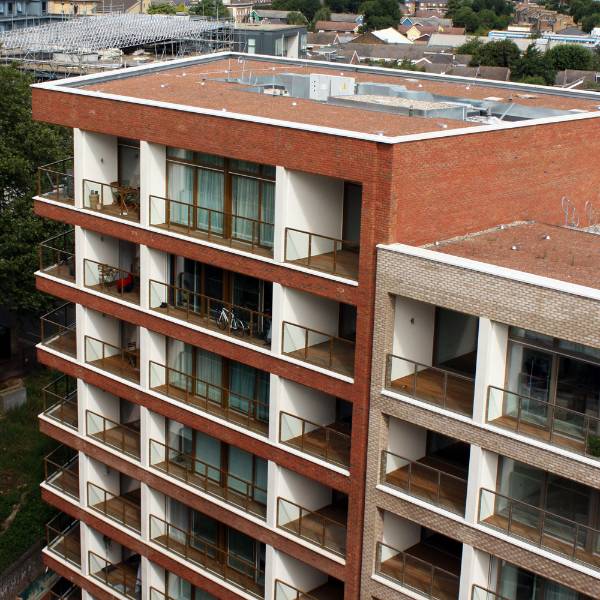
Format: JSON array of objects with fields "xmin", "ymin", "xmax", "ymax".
[
  {"xmin": 35, "ymin": 52, "xmax": 600, "ymax": 142},
  {"xmin": 426, "ymin": 221, "xmax": 600, "ymax": 290}
]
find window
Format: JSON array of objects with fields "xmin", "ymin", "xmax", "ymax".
[
  {"xmin": 117, "ymin": 138, "xmax": 140, "ymax": 189},
  {"xmin": 274, "ymin": 36, "xmax": 284, "ymax": 56},
  {"xmin": 247, "ymin": 38, "xmax": 256, "ymax": 54}
]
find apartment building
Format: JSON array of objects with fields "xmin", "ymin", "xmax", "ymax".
[{"xmin": 31, "ymin": 53, "xmax": 600, "ymax": 600}]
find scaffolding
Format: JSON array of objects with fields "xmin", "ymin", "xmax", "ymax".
[{"xmin": 0, "ymin": 14, "xmax": 237, "ymax": 78}]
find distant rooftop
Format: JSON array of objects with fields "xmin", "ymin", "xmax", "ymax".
[
  {"xmin": 426, "ymin": 221, "xmax": 600, "ymax": 290},
  {"xmin": 37, "ymin": 53, "xmax": 600, "ymax": 142}
]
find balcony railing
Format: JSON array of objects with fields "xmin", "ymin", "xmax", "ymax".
[
  {"xmin": 87, "ymin": 481, "xmax": 141, "ymax": 533},
  {"xmin": 149, "ymin": 439, "xmax": 267, "ymax": 518},
  {"xmin": 486, "ymin": 385, "xmax": 600, "ymax": 459},
  {"xmin": 276, "ymin": 497, "xmax": 347, "ymax": 556},
  {"xmin": 149, "ymin": 514, "xmax": 265, "ymax": 598},
  {"xmin": 380, "ymin": 450, "xmax": 468, "ymax": 516},
  {"xmin": 37, "ymin": 158, "xmax": 74, "ymax": 204},
  {"xmin": 284, "ymin": 228, "xmax": 359, "ymax": 280},
  {"xmin": 48, "ymin": 585, "xmax": 81, "ymax": 600},
  {"xmin": 88, "ymin": 551, "xmax": 141, "ymax": 600},
  {"xmin": 44, "ymin": 446, "xmax": 79, "ymax": 500},
  {"xmin": 478, "ymin": 488, "xmax": 600, "ymax": 568},
  {"xmin": 39, "ymin": 230, "xmax": 75, "ymax": 282},
  {"xmin": 274, "ymin": 580, "xmax": 343, "ymax": 600},
  {"xmin": 386, "ymin": 354, "xmax": 475, "ymax": 417},
  {"xmin": 471, "ymin": 586, "xmax": 509, "ymax": 600},
  {"xmin": 85, "ymin": 335, "xmax": 140, "ymax": 383},
  {"xmin": 42, "ymin": 374, "xmax": 78, "ymax": 430},
  {"xmin": 83, "ymin": 179, "xmax": 140, "ymax": 222},
  {"xmin": 83, "ymin": 259, "xmax": 140, "ymax": 304},
  {"xmin": 46, "ymin": 514, "xmax": 81, "ymax": 567},
  {"xmin": 149, "ymin": 194, "xmax": 274, "ymax": 257},
  {"xmin": 282, "ymin": 322, "xmax": 355, "ymax": 377},
  {"xmin": 279, "ymin": 411, "xmax": 350, "ymax": 468},
  {"xmin": 375, "ymin": 541, "xmax": 460, "ymax": 600},
  {"xmin": 86, "ymin": 409, "xmax": 141, "ymax": 459},
  {"xmin": 40, "ymin": 303, "xmax": 77, "ymax": 358},
  {"xmin": 149, "ymin": 280, "xmax": 272, "ymax": 348},
  {"xmin": 149, "ymin": 361, "xmax": 269, "ymax": 436}
]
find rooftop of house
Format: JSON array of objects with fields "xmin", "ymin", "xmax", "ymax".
[
  {"xmin": 39, "ymin": 53, "xmax": 600, "ymax": 142},
  {"xmin": 425, "ymin": 221, "xmax": 600, "ymax": 290}
]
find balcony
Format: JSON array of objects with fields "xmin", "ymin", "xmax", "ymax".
[
  {"xmin": 380, "ymin": 450, "xmax": 468, "ymax": 516},
  {"xmin": 40, "ymin": 303, "xmax": 77, "ymax": 358},
  {"xmin": 46, "ymin": 514, "xmax": 81, "ymax": 568},
  {"xmin": 149, "ymin": 361, "xmax": 269, "ymax": 436},
  {"xmin": 42, "ymin": 374, "xmax": 78, "ymax": 430},
  {"xmin": 276, "ymin": 497, "xmax": 347, "ymax": 556},
  {"xmin": 85, "ymin": 336, "xmax": 140, "ymax": 383},
  {"xmin": 472, "ymin": 587, "xmax": 506, "ymax": 600},
  {"xmin": 84, "ymin": 259, "xmax": 140, "ymax": 305},
  {"xmin": 284, "ymin": 228, "xmax": 359, "ymax": 280},
  {"xmin": 83, "ymin": 179, "xmax": 140, "ymax": 223},
  {"xmin": 86, "ymin": 409, "xmax": 140, "ymax": 460},
  {"xmin": 279, "ymin": 411, "xmax": 350, "ymax": 468},
  {"xmin": 282, "ymin": 322, "xmax": 355, "ymax": 377},
  {"xmin": 274, "ymin": 579, "xmax": 344, "ymax": 600},
  {"xmin": 37, "ymin": 158, "xmax": 74, "ymax": 205},
  {"xmin": 149, "ymin": 439, "xmax": 267, "ymax": 519},
  {"xmin": 87, "ymin": 481, "xmax": 141, "ymax": 533},
  {"xmin": 149, "ymin": 514, "xmax": 264, "ymax": 598},
  {"xmin": 88, "ymin": 551, "xmax": 141, "ymax": 599},
  {"xmin": 44, "ymin": 446, "xmax": 79, "ymax": 500},
  {"xmin": 149, "ymin": 280, "xmax": 272, "ymax": 349},
  {"xmin": 386, "ymin": 354, "xmax": 475, "ymax": 417},
  {"xmin": 150, "ymin": 194, "xmax": 274, "ymax": 258},
  {"xmin": 48, "ymin": 584, "xmax": 81, "ymax": 600},
  {"xmin": 486, "ymin": 385, "xmax": 600, "ymax": 460},
  {"xmin": 375, "ymin": 539, "xmax": 460, "ymax": 600},
  {"xmin": 39, "ymin": 230, "xmax": 75, "ymax": 282},
  {"xmin": 478, "ymin": 488, "xmax": 600, "ymax": 569}
]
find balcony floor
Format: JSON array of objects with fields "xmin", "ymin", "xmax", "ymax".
[
  {"xmin": 483, "ymin": 511, "xmax": 600, "ymax": 568},
  {"xmin": 385, "ymin": 457, "xmax": 467, "ymax": 514},
  {"xmin": 284, "ymin": 340, "xmax": 354, "ymax": 377},
  {"xmin": 87, "ymin": 282, "xmax": 140, "ymax": 305},
  {"xmin": 390, "ymin": 368, "xmax": 474, "ymax": 416},
  {"xmin": 379, "ymin": 538, "xmax": 460, "ymax": 600},
  {"xmin": 306, "ymin": 581, "xmax": 345, "ymax": 600},
  {"xmin": 46, "ymin": 401, "xmax": 78, "ymax": 429},
  {"xmin": 153, "ymin": 533, "xmax": 263, "ymax": 597},
  {"xmin": 154, "ymin": 222, "xmax": 274, "ymax": 258},
  {"xmin": 91, "ymin": 489, "xmax": 141, "ymax": 531},
  {"xmin": 287, "ymin": 248, "xmax": 359, "ymax": 281},
  {"xmin": 50, "ymin": 464, "xmax": 80, "ymax": 499},
  {"xmin": 153, "ymin": 458, "xmax": 266, "ymax": 518},
  {"xmin": 93, "ymin": 203, "xmax": 140, "ymax": 223},
  {"xmin": 46, "ymin": 330, "xmax": 77, "ymax": 357},
  {"xmin": 42, "ymin": 263, "xmax": 75, "ymax": 282},
  {"xmin": 51, "ymin": 528, "xmax": 81, "ymax": 565},
  {"xmin": 88, "ymin": 352, "xmax": 140, "ymax": 383},
  {"xmin": 90, "ymin": 421, "xmax": 141, "ymax": 458},
  {"xmin": 93, "ymin": 559, "xmax": 139, "ymax": 598},
  {"xmin": 152, "ymin": 382, "xmax": 269, "ymax": 436},
  {"xmin": 285, "ymin": 422, "xmax": 351, "ymax": 467},
  {"xmin": 153, "ymin": 304, "xmax": 270, "ymax": 349}
]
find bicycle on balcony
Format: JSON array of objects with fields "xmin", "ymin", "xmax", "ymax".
[{"xmin": 215, "ymin": 306, "xmax": 250, "ymax": 337}]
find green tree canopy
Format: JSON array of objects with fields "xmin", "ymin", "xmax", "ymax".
[
  {"xmin": 511, "ymin": 44, "xmax": 556, "ymax": 84},
  {"xmin": 325, "ymin": 0, "xmax": 362, "ymax": 12},
  {"xmin": 546, "ymin": 44, "xmax": 595, "ymax": 71},
  {"xmin": 0, "ymin": 65, "xmax": 71, "ymax": 313},
  {"xmin": 147, "ymin": 2, "xmax": 177, "ymax": 13},
  {"xmin": 469, "ymin": 39, "xmax": 521, "ymax": 67},
  {"xmin": 312, "ymin": 6, "xmax": 331, "ymax": 23},
  {"xmin": 359, "ymin": 0, "xmax": 401, "ymax": 31},
  {"xmin": 581, "ymin": 12, "xmax": 600, "ymax": 32},
  {"xmin": 446, "ymin": 0, "xmax": 512, "ymax": 32},
  {"xmin": 287, "ymin": 9, "xmax": 308, "ymax": 24},
  {"xmin": 189, "ymin": 0, "xmax": 229, "ymax": 17}
]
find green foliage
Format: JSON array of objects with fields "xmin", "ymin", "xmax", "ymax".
[
  {"xmin": 511, "ymin": 44, "xmax": 556, "ymax": 85},
  {"xmin": 446, "ymin": 0, "xmax": 513, "ymax": 32},
  {"xmin": 0, "ymin": 370, "xmax": 57, "ymax": 572},
  {"xmin": 456, "ymin": 37, "xmax": 485, "ymax": 55},
  {"xmin": 359, "ymin": 0, "xmax": 400, "ymax": 31},
  {"xmin": 312, "ymin": 6, "xmax": 331, "ymax": 23},
  {"xmin": 0, "ymin": 65, "xmax": 71, "ymax": 314},
  {"xmin": 581, "ymin": 12, "xmax": 600, "ymax": 32},
  {"xmin": 189, "ymin": 0, "xmax": 229, "ymax": 16},
  {"xmin": 587, "ymin": 435, "xmax": 600, "ymax": 457},
  {"xmin": 469, "ymin": 39, "xmax": 521, "ymax": 68},
  {"xmin": 517, "ymin": 75, "xmax": 550, "ymax": 85},
  {"xmin": 287, "ymin": 10, "xmax": 308, "ymax": 24},
  {"xmin": 546, "ymin": 43, "xmax": 595, "ymax": 71},
  {"xmin": 326, "ymin": 0, "xmax": 362, "ymax": 11},
  {"xmin": 271, "ymin": 0, "xmax": 321, "ymax": 21},
  {"xmin": 147, "ymin": 2, "xmax": 177, "ymax": 13}
]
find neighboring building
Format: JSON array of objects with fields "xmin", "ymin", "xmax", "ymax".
[
  {"xmin": 555, "ymin": 69, "xmax": 600, "ymax": 87},
  {"xmin": 235, "ymin": 23, "xmax": 307, "ymax": 57},
  {"xmin": 32, "ymin": 53, "xmax": 600, "ymax": 600},
  {"xmin": 223, "ymin": 0, "xmax": 253, "ymax": 23},
  {"xmin": 252, "ymin": 9, "xmax": 291, "ymax": 24},
  {"xmin": 314, "ymin": 20, "xmax": 359, "ymax": 33},
  {"xmin": 0, "ymin": 0, "xmax": 61, "ymax": 30},
  {"xmin": 415, "ymin": 0, "xmax": 448, "ymax": 12},
  {"xmin": 306, "ymin": 31, "xmax": 356, "ymax": 50},
  {"xmin": 514, "ymin": 2, "xmax": 574, "ymax": 33}
]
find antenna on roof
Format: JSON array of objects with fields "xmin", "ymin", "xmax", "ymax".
[
  {"xmin": 561, "ymin": 196, "xmax": 579, "ymax": 228},
  {"xmin": 585, "ymin": 200, "xmax": 599, "ymax": 227}
]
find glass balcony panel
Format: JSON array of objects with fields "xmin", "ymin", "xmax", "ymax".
[
  {"xmin": 87, "ymin": 481, "xmax": 141, "ymax": 533},
  {"xmin": 83, "ymin": 259, "xmax": 140, "ymax": 304},
  {"xmin": 40, "ymin": 303, "xmax": 77, "ymax": 358},
  {"xmin": 44, "ymin": 446, "xmax": 79, "ymax": 500},
  {"xmin": 39, "ymin": 230, "xmax": 75, "ymax": 281},
  {"xmin": 83, "ymin": 179, "xmax": 140, "ymax": 223},
  {"xmin": 88, "ymin": 551, "xmax": 141, "ymax": 600},
  {"xmin": 86, "ymin": 409, "xmax": 141, "ymax": 459},
  {"xmin": 38, "ymin": 159, "xmax": 74, "ymax": 204},
  {"xmin": 43, "ymin": 374, "xmax": 78, "ymax": 430},
  {"xmin": 85, "ymin": 336, "xmax": 140, "ymax": 383},
  {"xmin": 46, "ymin": 514, "xmax": 80, "ymax": 567}
]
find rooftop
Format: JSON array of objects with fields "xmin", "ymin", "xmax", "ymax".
[
  {"xmin": 426, "ymin": 221, "xmax": 600, "ymax": 290},
  {"xmin": 38, "ymin": 53, "xmax": 600, "ymax": 142}
]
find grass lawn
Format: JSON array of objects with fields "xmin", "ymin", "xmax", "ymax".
[{"xmin": 0, "ymin": 368, "xmax": 57, "ymax": 572}]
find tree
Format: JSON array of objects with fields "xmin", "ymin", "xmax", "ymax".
[
  {"xmin": 326, "ymin": 0, "xmax": 362, "ymax": 12},
  {"xmin": 147, "ymin": 2, "xmax": 177, "ymax": 13},
  {"xmin": 359, "ymin": 0, "xmax": 400, "ymax": 31},
  {"xmin": 581, "ymin": 12, "xmax": 600, "ymax": 32},
  {"xmin": 0, "ymin": 66, "xmax": 71, "ymax": 313},
  {"xmin": 452, "ymin": 6, "xmax": 481, "ymax": 31},
  {"xmin": 189, "ymin": 0, "xmax": 229, "ymax": 17},
  {"xmin": 512, "ymin": 44, "xmax": 556, "ymax": 84},
  {"xmin": 287, "ymin": 10, "xmax": 308, "ymax": 24},
  {"xmin": 546, "ymin": 44, "xmax": 594, "ymax": 71},
  {"xmin": 469, "ymin": 39, "xmax": 520, "ymax": 68},
  {"xmin": 456, "ymin": 37, "xmax": 485, "ymax": 55},
  {"xmin": 311, "ymin": 6, "xmax": 331, "ymax": 23}
]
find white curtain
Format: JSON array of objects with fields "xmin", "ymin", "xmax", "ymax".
[
  {"xmin": 196, "ymin": 349, "xmax": 223, "ymax": 405},
  {"xmin": 197, "ymin": 169, "xmax": 224, "ymax": 234},
  {"xmin": 232, "ymin": 175, "xmax": 259, "ymax": 243},
  {"xmin": 167, "ymin": 163, "xmax": 194, "ymax": 227}
]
